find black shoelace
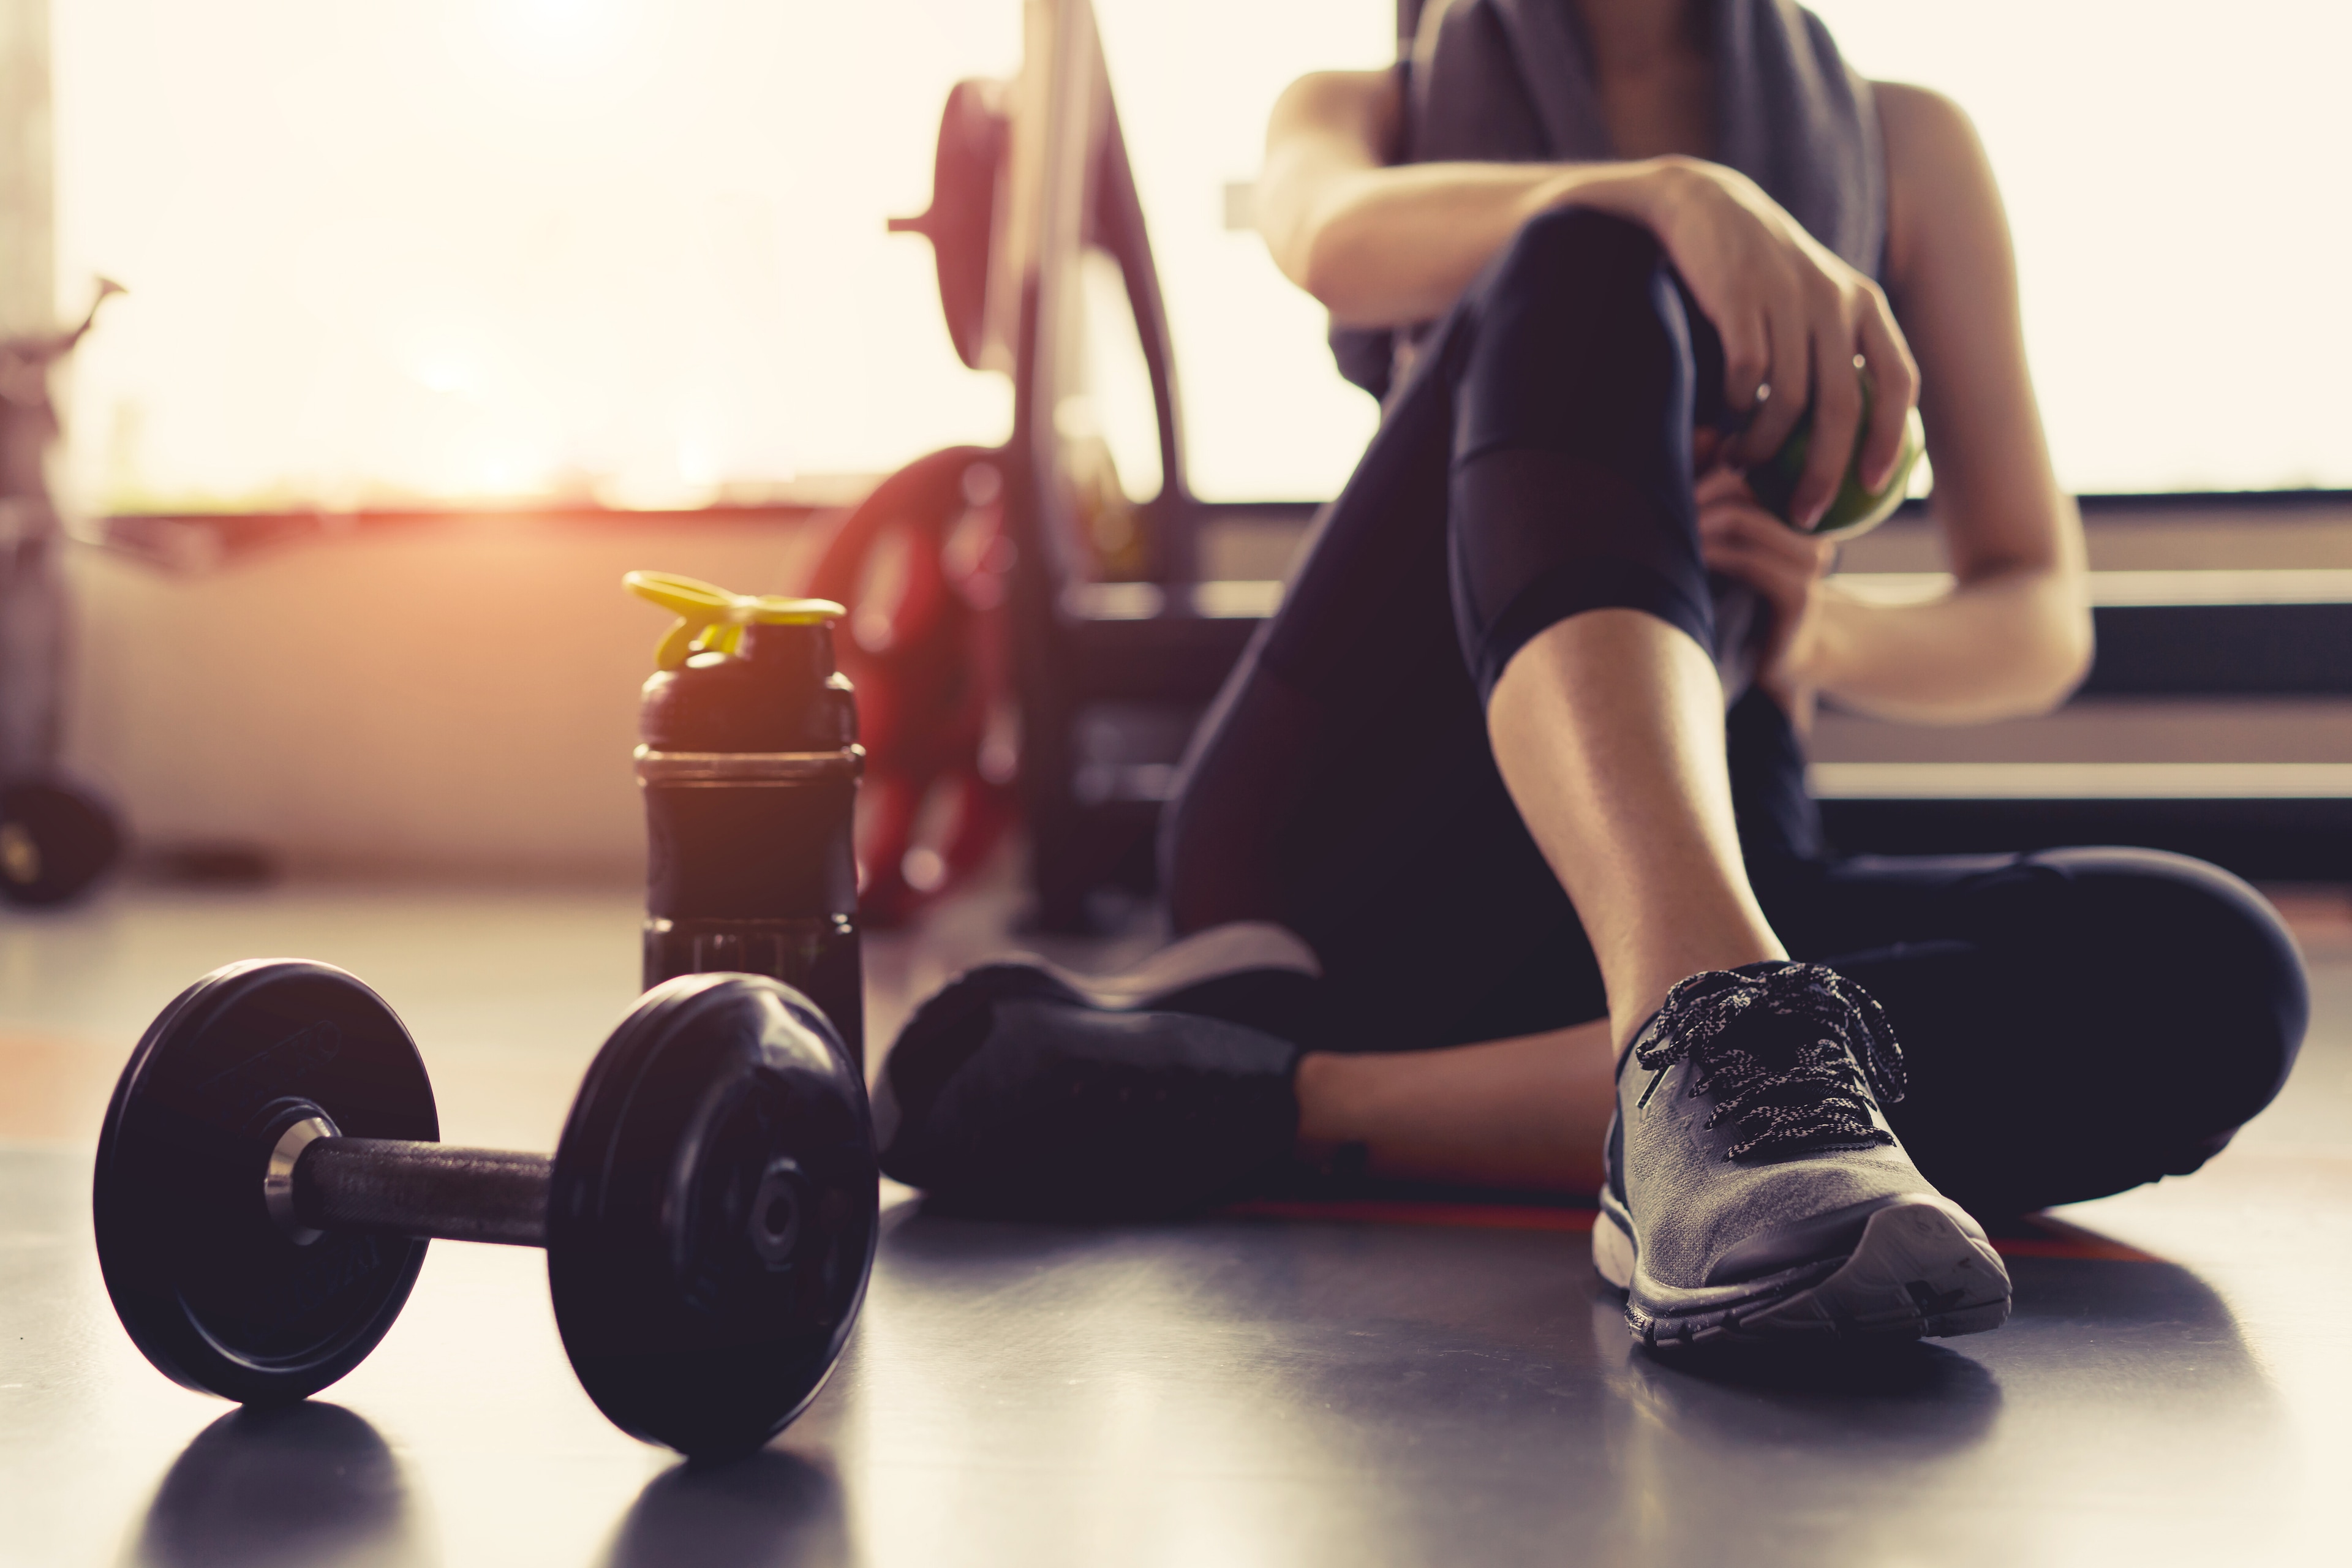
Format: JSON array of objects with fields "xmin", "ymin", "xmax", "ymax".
[{"xmin": 1630, "ymin": 963, "xmax": 1907, "ymax": 1161}]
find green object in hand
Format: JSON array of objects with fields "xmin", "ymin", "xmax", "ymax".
[{"xmin": 1745, "ymin": 372, "xmax": 1926, "ymax": 540}]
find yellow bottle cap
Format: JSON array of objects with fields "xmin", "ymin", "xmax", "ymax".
[{"xmin": 624, "ymin": 570, "xmax": 846, "ymax": 671}]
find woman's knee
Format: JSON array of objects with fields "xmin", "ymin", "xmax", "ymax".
[
  {"xmin": 1470, "ymin": 206, "xmax": 1681, "ymax": 365},
  {"xmin": 1893, "ymin": 846, "xmax": 2306, "ymax": 1212},
  {"xmin": 1455, "ymin": 209, "xmax": 1695, "ymax": 458},
  {"xmin": 2025, "ymin": 846, "xmax": 2307, "ymax": 1140},
  {"xmin": 1444, "ymin": 208, "xmax": 1720, "ymax": 698},
  {"xmin": 1487, "ymin": 206, "xmax": 1666, "ymax": 301}
]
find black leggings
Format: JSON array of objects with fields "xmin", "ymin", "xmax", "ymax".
[{"xmin": 1160, "ymin": 208, "xmax": 2307, "ymax": 1216}]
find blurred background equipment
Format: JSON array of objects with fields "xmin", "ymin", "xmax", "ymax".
[
  {"xmin": 0, "ymin": 279, "xmax": 125, "ymax": 905},
  {"xmin": 882, "ymin": 0, "xmax": 1295, "ymax": 927},
  {"xmin": 805, "ymin": 446, "xmax": 1016, "ymax": 927}
]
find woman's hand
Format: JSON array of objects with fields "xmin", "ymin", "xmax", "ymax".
[
  {"xmin": 1635, "ymin": 157, "xmax": 1919, "ymax": 530},
  {"xmin": 1695, "ymin": 466, "xmax": 1838, "ymax": 718}
]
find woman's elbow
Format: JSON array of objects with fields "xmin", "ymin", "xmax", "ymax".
[
  {"xmin": 1278, "ymin": 221, "xmax": 1377, "ymax": 323},
  {"xmin": 1276, "ymin": 219, "xmax": 1335, "ymax": 304},
  {"xmin": 1254, "ymin": 173, "xmax": 1340, "ymax": 303},
  {"xmin": 1967, "ymin": 559, "xmax": 2094, "ymax": 717},
  {"xmin": 2054, "ymin": 606, "xmax": 2096, "ymax": 698},
  {"xmin": 1295, "ymin": 232, "xmax": 1368, "ymax": 318},
  {"xmin": 2013, "ymin": 605, "xmax": 2095, "ymax": 716}
]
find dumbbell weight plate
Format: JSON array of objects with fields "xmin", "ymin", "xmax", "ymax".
[
  {"xmin": 93, "ymin": 960, "xmax": 437, "ymax": 1403},
  {"xmin": 548, "ymin": 973, "xmax": 878, "ymax": 1459},
  {"xmin": 0, "ymin": 780, "xmax": 124, "ymax": 907}
]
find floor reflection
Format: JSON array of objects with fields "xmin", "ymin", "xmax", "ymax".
[
  {"xmin": 1595, "ymin": 1252, "xmax": 2287, "ymax": 1566},
  {"xmin": 127, "ymin": 1403, "xmax": 425, "ymax": 1568},
  {"xmin": 853, "ymin": 1209, "xmax": 2299, "ymax": 1567},
  {"xmin": 1619, "ymin": 1331, "xmax": 2005, "ymax": 1452},
  {"xmin": 600, "ymin": 1450, "xmax": 851, "ymax": 1568}
]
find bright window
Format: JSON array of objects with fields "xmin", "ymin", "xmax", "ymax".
[
  {"xmin": 51, "ymin": 1, "xmax": 2352, "ymax": 510},
  {"xmin": 55, "ymin": 0, "xmax": 1022, "ymax": 510},
  {"xmin": 1808, "ymin": 0, "xmax": 2352, "ymax": 494}
]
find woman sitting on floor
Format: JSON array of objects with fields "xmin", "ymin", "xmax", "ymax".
[{"xmin": 873, "ymin": 0, "xmax": 2306, "ymax": 1348}]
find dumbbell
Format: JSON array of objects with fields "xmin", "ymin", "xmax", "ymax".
[{"xmin": 92, "ymin": 959, "xmax": 878, "ymax": 1460}]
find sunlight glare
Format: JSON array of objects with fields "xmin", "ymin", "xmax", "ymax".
[{"xmin": 44, "ymin": 0, "xmax": 2352, "ymax": 511}]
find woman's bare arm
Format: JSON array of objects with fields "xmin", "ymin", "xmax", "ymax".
[
  {"xmin": 1260, "ymin": 67, "xmax": 1921, "ymax": 527},
  {"xmin": 1801, "ymin": 83, "xmax": 2091, "ymax": 722},
  {"xmin": 1257, "ymin": 69, "xmax": 1664, "ymax": 328}
]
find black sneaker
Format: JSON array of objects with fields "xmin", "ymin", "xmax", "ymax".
[
  {"xmin": 1594, "ymin": 962, "xmax": 2011, "ymax": 1346},
  {"xmin": 873, "ymin": 922, "xmax": 1319, "ymax": 1218}
]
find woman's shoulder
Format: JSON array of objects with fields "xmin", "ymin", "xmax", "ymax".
[
  {"xmin": 1872, "ymin": 81, "xmax": 2003, "ymax": 285},
  {"xmin": 1872, "ymin": 81, "xmax": 1988, "ymax": 175},
  {"xmin": 1275, "ymin": 67, "xmax": 1403, "ymax": 124}
]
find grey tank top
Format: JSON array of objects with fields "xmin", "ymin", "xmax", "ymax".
[{"xmin": 1333, "ymin": 0, "xmax": 1887, "ymax": 398}]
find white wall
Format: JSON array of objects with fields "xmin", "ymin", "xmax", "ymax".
[{"xmin": 62, "ymin": 515, "xmax": 824, "ymax": 880}]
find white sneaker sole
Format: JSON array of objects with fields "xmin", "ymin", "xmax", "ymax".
[{"xmin": 1596, "ymin": 1196, "xmax": 2012, "ymax": 1347}]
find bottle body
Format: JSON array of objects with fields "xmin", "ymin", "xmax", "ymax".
[
  {"xmin": 641, "ymin": 914, "xmax": 859, "ymax": 1042},
  {"xmin": 636, "ymin": 619, "xmax": 864, "ymax": 1066}
]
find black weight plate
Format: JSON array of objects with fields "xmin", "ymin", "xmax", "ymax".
[
  {"xmin": 548, "ymin": 974, "xmax": 877, "ymax": 1458},
  {"xmin": 92, "ymin": 960, "xmax": 437, "ymax": 1403}
]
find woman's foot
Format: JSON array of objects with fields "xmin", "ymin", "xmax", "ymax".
[
  {"xmin": 873, "ymin": 924, "xmax": 1319, "ymax": 1217},
  {"xmin": 1594, "ymin": 962, "xmax": 2011, "ymax": 1346}
]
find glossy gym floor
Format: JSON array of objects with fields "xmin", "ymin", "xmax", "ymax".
[{"xmin": 6, "ymin": 875, "xmax": 2352, "ymax": 1567}]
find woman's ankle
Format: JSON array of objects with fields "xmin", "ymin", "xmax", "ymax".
[
  {"xmin": 1608, "ymin": 930, "xmax": 1789, "ymax": 1045},
  {"xmin": 1291, "ymin": 1050, "xmax": 1361, "ymax": 1164},
  {"xmin": 1288, "ymin": 1034, "xmax": 1615, "ymax": 1193}
]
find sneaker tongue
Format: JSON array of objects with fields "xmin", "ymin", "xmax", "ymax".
[
  {"xmin": 1633, "ymin": 963, "xmax": 1907, "ymax": 1107},
  {"xmin": 1632, "ymin": 963, "xmax": 1909, "ymax": 1162},
  {"xmin": 1719, "ymin": 965, "xmax": 1909, "ymax": 1109},
  {"xmin": 1701, "ymin": 1006, "xmax": 1892, "ymax": 1161},
  {"xmin": 1733, "ymin": 1006, "xmax": 1849, "ymax": 1072}
]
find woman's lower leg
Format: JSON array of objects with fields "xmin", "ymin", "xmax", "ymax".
[
  {"xmin": 1486, "ymin": 608, "xmax": 1786, "ymax": 1044},
  {"xmin": 1442, "ymin": 215, "xmax": 1784, "ymax": 1041},
  {"xmin": 1284, "ymin": 610, "xmax": 1790, "ymax": 1192}
]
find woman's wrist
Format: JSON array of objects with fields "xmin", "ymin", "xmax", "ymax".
[
  {"xmin": 1801, "ymin": 582, "xmax": 1867, "ymax": 692},
  {"xmin": 1621, "ymin": 156, "xmax": 1709, "ymax": 241}
]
